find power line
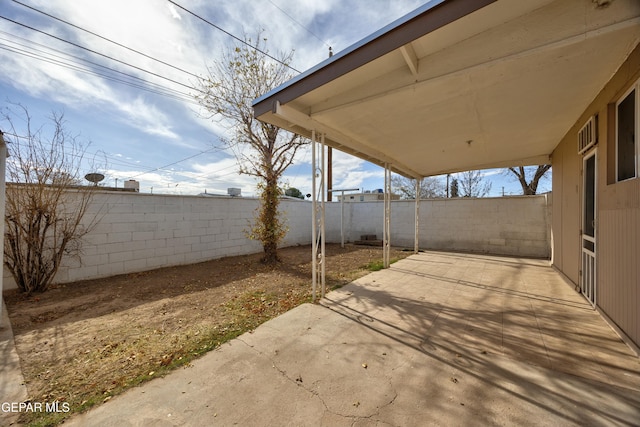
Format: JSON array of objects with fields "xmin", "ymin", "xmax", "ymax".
[
  {"xmin": 0, "ymin": 3, "xmax": 310, "ymax": 188},
  {"xmin": 4, "ymin": 134, "xmax": 229, "ymax": 180},
  {"xmin": 2, "ymin": 2, "xmax": 306, "ymax": 102},
  {"xmin": 127, "ymin": 146, "xmax": 221, "ymax": 180},
  {"xmin": 167, "ymin": 0, "xmax": 301, "ymax": 74},
  {"xmin": 0, "ymin": 39, "xmax": 198, "ymax": 104},
  {"xmin": 267, "ymin": 0, "xmax": 331, "ymax": 49},
  {"xmin": 0, "ymin": 29, "xmax": 196, "ymax": 102},
  {"xmin": 0, "ymin": 15, "xmax": 199, "ymax": 93},
  {"xmin": 4, "ymin": 131, "xmax": 252, "ymax": 189},
  {"xmin": 0, "ymin": 45, "xmax": 194, "ymax": 104},
  {"xmin": 10, "ymin": 0, "xmax": 202, "ymax": 80}
]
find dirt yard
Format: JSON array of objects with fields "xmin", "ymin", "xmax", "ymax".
[{"xmin": 4, "ymin": 243, "xmax": 410, "ymax": 426}]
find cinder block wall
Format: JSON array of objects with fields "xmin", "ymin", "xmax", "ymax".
[
  {"xmin": 3, "ymin": 192, "xmax": 312, "ymax": 289},
  {"xmin": 3, "ymin": 192, "xmax": 550, "ymax": 289},
  {"xmin": 332, "ymin": 194, "xmax": 551, "ymax": 258}
]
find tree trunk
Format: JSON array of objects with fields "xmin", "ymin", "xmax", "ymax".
[
  {"xmin": 262, "ymin": 241, "xmax": 279, "ymax": 264},
  {"xmin": 508, "ymin": 165, "xmax": 551, "ymax": 195},
  {"xmin": 261, "ymin": 175, "xmax": 281, "ymax": 264}
]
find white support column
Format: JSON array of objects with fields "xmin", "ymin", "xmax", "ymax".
[
  {"xmin": 311, "ymin": 131, "xmax": 326, "ymax": 302},
  {"xmin": 320, "ymin": 134, "xmax": 326, "ymax": 299},
  {"xmin": 383, "ymin": 164, "xmax": 391, "ymax": 268},
  {"xmin": 340, "ymin": 191, "xmax": 345, "ymax": 248},
  {"xmin": 332, "ymin": 188, "xmax": 359, "ymax": 248},
  {"xmin": 311, "ymin": 131, "xmax": 317, "ymax": 302},
  {"xmin": 414, "ymin": 178, "xmax": 420, "ymax": 254}
]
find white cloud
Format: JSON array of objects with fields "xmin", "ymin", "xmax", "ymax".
[
  {"xmin": 279, "ymin": 148, "xmax": 384, "ymax": 197},
  {"xmin": 104, "ymin": 164, "xmax": 258, "ymax": 196},
  {"xmin": 167, "ymin": 4, "xmax": 182, "ymax": 20},
  {"xmin": 0, "ymin": 0, "xmax": 426, "ymax": 194},
  {"xmin": 117, "ymin": 97, "xmax": 179, "ymax": 140}
]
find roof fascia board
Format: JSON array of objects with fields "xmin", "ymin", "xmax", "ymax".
[{"xmin": 253, "ymin": 0, "xmax": 496, "ymax": 117}]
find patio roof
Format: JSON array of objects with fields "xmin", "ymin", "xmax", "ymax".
[{"xmin": 253, "ymin": 0, "xmax": 640, "ymax": 178}]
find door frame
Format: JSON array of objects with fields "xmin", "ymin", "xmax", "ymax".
[{"xmin": 581, "ymin": 148, "xmax": 597, "ymax": 306}]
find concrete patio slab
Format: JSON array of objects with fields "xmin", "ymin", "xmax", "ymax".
[
  {"xmin": 62, "ymin": 251, "xmax": 640, "ymax": 426},
  {"xmin": 0, "ymin": 302, "xmax": 29, "ymax": 427}
]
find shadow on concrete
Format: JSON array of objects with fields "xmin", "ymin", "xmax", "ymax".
[{"xmin": 320, "ymin": 251, "xmax": 640, "ymax": 425}]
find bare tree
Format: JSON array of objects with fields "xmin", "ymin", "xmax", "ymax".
[
  {"xmin": 506, "ymin": 165, "xmax": 551, "ymax": 195},
  {"xmin": 2, "ymin": 105, "xmax": 99, "ymax": 294},
  {"xmin": 458, "ymin": 170, "xmax": 492, "ymax": 197},
  {"xmin": 195, "ymin": 35, "xmax": 307, "ymax": 264},
  {"xmin": 391, "ymin": 174, "xmax": 445, "ymax": 199}
]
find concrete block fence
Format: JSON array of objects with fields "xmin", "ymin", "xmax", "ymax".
[
  {"xmin": 3, "ymin": 191, "xmax": 551, "ymax": 289},
  {"xmin": 350, "ymin": 194, "xmax": 552, "ymax": 258}
]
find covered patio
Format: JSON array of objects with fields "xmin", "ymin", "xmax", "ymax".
[
  {"xmin": 324, "ymin": 251, "xmax": 640, "ymax": 391},
  {"xmin": 254, "ymin": 0, "xmax": 639, "ymax": 177},
  {"xmin": 252, "ymin": 0, "xmax": 640, "ymax": 301},
  {"xmin": 46, "ymin": 1, "xmax": 640, "ymax": 424},
  {"xmin": 63, "ymin": 251, "xmax": 640, "ymax": 426}
]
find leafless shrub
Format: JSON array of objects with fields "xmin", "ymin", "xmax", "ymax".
[{"xmin": 2, "ymin": 104, "xmax": 100, "ymax": 294}]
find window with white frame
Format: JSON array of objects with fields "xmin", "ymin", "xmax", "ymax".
[{"xmin": 616, "ymin": 81, "xmax": 639, "ymax": 182}]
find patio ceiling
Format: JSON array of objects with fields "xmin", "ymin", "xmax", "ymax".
[{"xmin": 253, "ymin": 0, "xmax": 640, "ymax": 178}]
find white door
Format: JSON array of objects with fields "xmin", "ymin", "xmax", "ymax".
[{"xmin": 581, "ymin": 150, "xmax": 597, "ymax": 305}]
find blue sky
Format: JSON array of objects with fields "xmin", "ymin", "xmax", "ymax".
[{"xmin": 0, "ymin": 0, "xmax": 550, "ymax": 198}]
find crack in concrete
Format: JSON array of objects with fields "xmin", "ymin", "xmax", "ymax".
[
  {"xmin": 361, "ymin": 369, "xmax": 399, "ymax": 425},
  {"xmin": 235, "ymin": 337, "xmax": 332, "ymax": 412},
  {"xmin": 235, "ymin": 336, "xmax": 400, "ymax": 424}
]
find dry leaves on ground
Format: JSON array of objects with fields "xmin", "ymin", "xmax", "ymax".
[{"xmin": 4, "ymin": 243, "xmax": 410, "ymax": 426}]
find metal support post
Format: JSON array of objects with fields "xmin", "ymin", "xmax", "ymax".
[
  {"xmin": 311, "ymin": 131, "xmax": 326, "ymax": 302},
  {"xmin": 311, "ymin": 131, "xmax": 317, "ymax": 302},
  {"xmin": 383, "ymin": 164, "xmax": 391, "ymax": 268},
  {"xmin": 320, "ymin": 135, "xmax": 326, "ymax": 299},
  {"xmin": 414, "ymin": 178, "xmax": 420, "ymax": 254},
  {"xmin": 329, "ymin": 188, "xmax": 359, "ymax": 248},
  {"xmin": 340, "ymin": 191, "xmax": 345, "ymax": 248}
]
